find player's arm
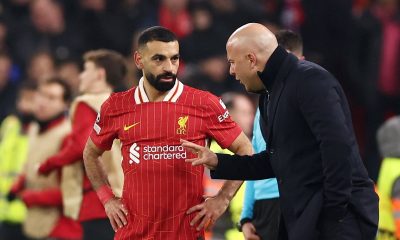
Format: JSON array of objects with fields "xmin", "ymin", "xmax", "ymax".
[
  {"xmin": 187, "ymin": 132, "xmax": 253, "ymax": 231},
  {"xmin": 84, "ymin": 96, "xmax": 128, "ymax": 232},
  {"xmin": 84, "ymin": 138, "xmax": 128, "ymax": 232},
  {"xmin": 83, "ymin": 138, "xmax": 107, "ymax": 189}
]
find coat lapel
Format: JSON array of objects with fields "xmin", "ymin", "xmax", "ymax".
[
  {"xmin": 258, "ymin": 94, "xmax": 269, "ymax": 141},
  {"xmin": 267, "ymin": 55, "xmax": 298, "ymax": 143}
]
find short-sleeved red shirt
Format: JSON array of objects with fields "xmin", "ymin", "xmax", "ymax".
[{"xmin": 90, "ymin": 79, "xmax": 242, "ymax": 240}]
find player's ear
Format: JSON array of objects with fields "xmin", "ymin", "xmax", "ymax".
[{"xmin": 134, "ymin": 51, "xmax": 144, "ymax": 69}]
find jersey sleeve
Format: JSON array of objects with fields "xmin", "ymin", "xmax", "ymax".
[
  {"xmin": 90, "ymin": 96, "xmax": 118, "ymax": 151},
  {"xmin": 205, "ymin": 94, "xmax": 242, "ymax": 149},
  {"xmin": 44, "ymin": 102, "xmax": 98, "ymax": 170}
]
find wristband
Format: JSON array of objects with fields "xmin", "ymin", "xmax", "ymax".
[{"xmin": 96, "ymin": 185, "xmax": 114, "ymax": 205}]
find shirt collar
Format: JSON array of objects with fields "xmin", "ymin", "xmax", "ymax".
[{"xmin": 134, "ymin": 77, "xmax": 184, "ymax": 104}]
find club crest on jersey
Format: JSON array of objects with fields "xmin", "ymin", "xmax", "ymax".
[{"xmin": 177, "ymin": 116, "xmax": 189, "ymax": 135}]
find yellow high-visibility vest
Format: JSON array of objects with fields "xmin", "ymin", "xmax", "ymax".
[
  {"xmin": 377, "ymin": 157, "xmax": 400, "ymax": 240},
  {"xmin": 0, "ymin": 116, "xmax": 28, "ymax": 223}
]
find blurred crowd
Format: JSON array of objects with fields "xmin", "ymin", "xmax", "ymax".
[{"xmin": 0, "ymin": 0, "xmax": 400, "ymax": 239}]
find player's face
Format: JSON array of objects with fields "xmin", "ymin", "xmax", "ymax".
[
  {"xmin": 79, "ymin": 61, "xmax": 100, "ymax": 93},
  {"xmin": 227, "ymin": 43, "xmax": 264, "ymax": 93},
  {"xmin": 137, "ymin": 41, "xmax": 179, "ymax": 91},
  {"xmin": 34, "ymin": 83, "xmax": 67, "ymax": 121}
]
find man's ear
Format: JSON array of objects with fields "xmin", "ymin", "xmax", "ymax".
[
  {"xmin": 247, "ymin": 53, "xmax": 257, "ymax": 69},
  {"xmin": 98, "ymin": 68, "xmax": 106, "ymax": 81},
  {"xmin": 134, "ymin": 51, "xmax": 144, "ymax": 69}
]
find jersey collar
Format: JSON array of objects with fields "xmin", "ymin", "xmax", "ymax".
[{"xmin": 134, "ymin": 77, "xmax": 184, "ymax": 104}]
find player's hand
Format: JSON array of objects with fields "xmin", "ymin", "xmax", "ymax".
[
  {"xmin": 37, "ymin": 161, "xmax": 53, "ymax": 175},
  {"xmin": 186, "ymin": 194, "xmax": 229, "ymax": 231},
  {"xmin": 242, "ymin": 222, "xmax": 260, "ymax": 240},
  {"xmin": 104, "ymin": 197, "xmax": 128, "ymax": 232},
  {"xmin": 180, "ymin": 139, "xmax": 218, "ymax": 170}
]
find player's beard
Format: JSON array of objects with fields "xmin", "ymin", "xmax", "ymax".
[{"xmin": 144, "ymin": 71, "xmax": 177, "ymax": 91}]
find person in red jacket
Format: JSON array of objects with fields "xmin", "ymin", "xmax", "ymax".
[
  {"xmin": 37, "ymin": 49, "xmax": 127, "ymax": 240},
  {"xmin": 10, "ymin": 78, "xmax": 82, "ymax": 240}
]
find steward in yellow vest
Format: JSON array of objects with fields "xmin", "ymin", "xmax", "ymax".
[
  {"xmin": 0, "ymin": 82, "xmax": 36, "ymax": 240},
  {"xmin": 377, "ymin": 116, "xmax": 400, "ymax": 240}
]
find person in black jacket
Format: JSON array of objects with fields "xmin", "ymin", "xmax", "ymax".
[{"xmin": 181, "ymin": 23, "xmax": 378, "ymax": 240}]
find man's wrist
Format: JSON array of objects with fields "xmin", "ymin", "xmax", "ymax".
[
  {"xmin": 96, "ymin": 185, "xmax": 115, "ymax": 205},
  {"xmin": 218, "ymin": 180, "xmax": 243, "ymax": 202},
  {"xmin": 237, "ymin": 218, "xmax": 252, "ymax": 232}
]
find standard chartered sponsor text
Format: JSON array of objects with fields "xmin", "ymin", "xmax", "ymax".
[{"xmin": 143, "ymin": 145, "xmax": 187, "ymax": 160}]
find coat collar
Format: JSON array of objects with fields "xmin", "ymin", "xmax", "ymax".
[{"xmin": 257, "ymin": 45, "xmax": 289, "ymax": 93}]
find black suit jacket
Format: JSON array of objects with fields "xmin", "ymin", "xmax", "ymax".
[{"xmin": 212, "ymin": 46, "xmax": 378, "ymax": 240}]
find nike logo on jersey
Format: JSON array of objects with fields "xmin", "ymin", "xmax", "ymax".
[{"xmin": 124, "ymin": 122, "xmax": 140, "ymax": 131}]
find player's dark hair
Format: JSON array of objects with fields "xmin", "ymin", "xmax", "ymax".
[
  {"xmin": 83, "ymin": 49, "xmax": 127, "ymax": 90},
  {"xmin": 42, "ymin": 77, "xmax": 73, "ymax": 104},
  {"xmin": 276, "ymin": 30, "xmax": 303, "ymax": 55},
  {"xmin": 18, "ymin": 81, "xmax": 37, "ymax": 96},
  {"xmin": 138, "ymin": 26, "xmax": 177, "ymax": 48}
]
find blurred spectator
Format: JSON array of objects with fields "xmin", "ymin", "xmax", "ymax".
[
  {"xmin": 0, "ymin": 52, "xmax": 17, "ymax": 123},
  {"xmin": 182, "ymin": 55, "xmax": 243, "ymax": 96},
  {"xmin": 38, "ymin": 49, "xmax": 127, "ymax": 240},
  {"xmin": 206, "ymin": 92, "xmax": 254, "ymax": 240},
  {"xmin": 158, "ymin": 0, "xmax": 192, "ymax": 38},
  {"xmin": 13, "ymin": 0, "xmax": 85, "ymax": 67},
  {"xmin": 1, "ymin": 0, "xmax": 30, "ymax": 21},
  {"xmin": 221, "ymin": 92, "xmax": 255, "ymax": 138},
  {"xmin": 27, "ymin": 51, "xmax": 56, "ymax": 84},
  {"xmin": 353, "ymin": 0, "xmax": 400, "ymax": 180},
  {"xmin": 0, "ymin": 82, "xmax": 36, "ymax": 240},
  {"xmin": 210, "ymin": 0, "xmax": 257, "ymax": 39},
  {"xmin": 78, "ymin": 0, "xmax": 130, "ymax": 54},
  {"xmin": 57, "ymin": 59, "xmax": 81, "ymax": 96},
  {"xmin": 301, "ymin": 0, "xmax": 356, "ymax": 103},
  {"xmin": 122, "ymin": 0, "xmax": 158, "ymax": 33},
  {"xmin": 376, "ymin": 116, "xmax": 400, "ymax": 239},
  {"xmin": 280, "ymin": 0, "xmax": 304, "ymax": 31},
  {"xmin": 180, "ymin": 2, "xmax": 243, "ymax": 97},
  {"xmin": 181, "ymin": 1, "xmax": 226, "ymax": 63},
  {"xmin": 0, "ymin": 18, "xmax": 10, "ymax": 54},
  {"xmin": 9, "ymin": 78, "xmax": 82, "ymax": 239}
]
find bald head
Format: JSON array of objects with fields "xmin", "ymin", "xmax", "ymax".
[
  {"xmin": 227, "ymin": 23, "xmax": 278, "ymax": 66},
  {"xmin": 226, "ymin": 23, "xmax": 278, "ymax": 93}
]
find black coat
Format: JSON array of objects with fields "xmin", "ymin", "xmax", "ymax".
[{"xmin": 212, "ymin": 46, "xmax": 378, "ymax": 240}]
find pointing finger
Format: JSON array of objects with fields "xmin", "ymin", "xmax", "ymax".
[{"xmin": 181, "ymin": 141, "xmax": 203, "ymax": 152}]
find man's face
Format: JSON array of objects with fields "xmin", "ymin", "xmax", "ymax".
[
  {"xmin": 79, "ymin": 61, "xmax": 101, "ymax": 93},
  {"xmin": 226, "ymin": 43, "xmax": 264, "ymax": 93},
  {"xmin": 229, "ymin": 95, "xmax": 255, "ymax": 137},
  {"xmin": 136, "ymin": 41, "xmax": 179, "ymax": 91},
  {"xmin": 34, "ymin": 83, "xmax": 67, "ymax": 121},
  {"xmin": 17, "ymin": 89, "xmax": 37, "ymax": 124},
  {"xmin": 17, "ymin": 89, "xmax": 37, "ymax": 115}
]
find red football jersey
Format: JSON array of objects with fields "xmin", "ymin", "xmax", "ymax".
[{"xmin": 90, "ymin": 79, "xmax": 242, "ymax": 240}]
